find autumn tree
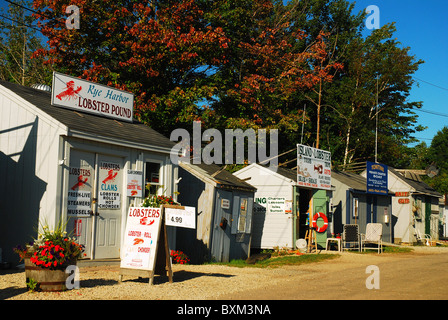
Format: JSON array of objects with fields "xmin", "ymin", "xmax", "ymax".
[{"xmin": 32, "ymin": 0, "xmax": 230, "ymax": 135}]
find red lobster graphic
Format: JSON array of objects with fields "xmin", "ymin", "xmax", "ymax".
[
  {"xmin": 71, "ymin": 175, "xmax": 88, "ymax": 190},
  {"xmin": 56, "ymin": 80, "xmax": 82, "ymax": 101},
  {"xmin": 314, "ymin": 164, "xmax": 323, "ymax": 174},
  {"xmin": 102, "ymin": 169, "xmax": 118, "ymax": 184}
]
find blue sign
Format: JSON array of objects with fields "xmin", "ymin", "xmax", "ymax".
[{"xmin": 366, "ymin": 161, "xmax": 388, "ymax": 195}]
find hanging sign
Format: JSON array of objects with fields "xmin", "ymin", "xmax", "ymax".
[
  {"xmin": 366, "ymin": 161, "xmax": 388, "ymax": 195},
  {"xmin": 127, "ymin": 170, "xmax": 143, "ymax": 197},
  {"xmin": 165, "ymin": 206, "xmax": 196, "ymax": 229},
  {"xmin": 67, "ymin": 166, "xmax": 92, "ymax": 216},
  {"xmin": 98, "ymin": 161, "xmax": 121, "ymax": 209},
  {"xmin": 121, "ymin": 206, "xmax": 162, "ymax": 270},
  {"xmin": 297, "ymin": 144, "xmax": 332, "ymax": 190},
  {"xmin": 51, "ymin": 71, "xmax": 134, "ymax": 122}
]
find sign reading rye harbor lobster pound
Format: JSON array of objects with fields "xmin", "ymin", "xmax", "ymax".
[
  {"xmin": 297, "ymin": 144, "xmax": 331, "ymax": 190},
  {"xmin": 51, "ymin": 71, "xmax": 134, "ymax": 122}
]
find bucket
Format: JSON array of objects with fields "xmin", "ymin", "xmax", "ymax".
[{"xmin": 24, "ymin": 257, "xmax": 74, "ymax": 292}]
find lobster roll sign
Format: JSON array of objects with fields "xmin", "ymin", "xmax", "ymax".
[
  {"xmin": 51, "ymin": 71, "xmax": 134, "ymax": 123},
  {"xmin": 297, "ymin": 144, "xmax": 332, "ymax": 190}
]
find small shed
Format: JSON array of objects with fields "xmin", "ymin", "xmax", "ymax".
[
  {"xmin": 233, "ymin": 163, "xmax": 331, "ymax": 250},
  {"xmin": 369, "ymin": 168, "xmax": 442, "ymax": 244},
  {"xmin": 331, "ymin": 171, "xmax": 393, "ymax": 243},
  {"xmin": 0, "ymin": 80, "xmax": 177, "ymax": 265},
  {"xmin": 176, "ymin": 162, "xmax": 256, "ymax": 263}
]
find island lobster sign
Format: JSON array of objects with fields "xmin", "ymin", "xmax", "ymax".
[{"xmin": 51, "ymin": 71, "xmax": 134, "ymax": 122}]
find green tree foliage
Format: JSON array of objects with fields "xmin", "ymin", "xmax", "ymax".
[
  {"xmin": 31, "ymin": 0, "xmax": 425, "ymax": 171},
  {"xmin": 425, "ymin": 127, "xmax": 448, "ymax": 194},
  {"xmin": 0, "ymin": 0, "xmax": 51, "ymax": 85}
]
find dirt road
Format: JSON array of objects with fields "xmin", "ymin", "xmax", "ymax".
[
  {"xmin": 2, "ymin": 246, "xmax": 447, "ymax": 300},
  {"xmin": 217, "ymin": 246, "xmax": 448, "ymax": 300}
]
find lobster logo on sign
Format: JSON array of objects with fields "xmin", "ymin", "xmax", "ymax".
[{"xmin": 56, "ymin": 80, "xmax": 82, "ymax": 101}]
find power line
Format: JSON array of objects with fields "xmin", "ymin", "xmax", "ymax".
[
  {"xmin": 413, "ymin": 76, "xmax": 448, "ymax": 92},
  {"xmin": 412, "ymin": 107, "xmax": 448, "ymax": 118}
]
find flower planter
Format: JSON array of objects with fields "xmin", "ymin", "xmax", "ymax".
[{"xmin": 24, "ymin": 255, "xmax": 76, "ymax": 292}]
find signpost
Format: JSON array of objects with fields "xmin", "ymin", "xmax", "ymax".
[
  {"xmin": 366, "ymin": 161, "xmax": 388, "ymax": 195},
  {"xmin": 51, "ymin": 71, "xmax": 134, "ymax": 122},
  {"xmin": 296, "ymin": 144, "xmax": 331, "ymax": 190}
]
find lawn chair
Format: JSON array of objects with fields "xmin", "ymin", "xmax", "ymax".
[
  {"xmin": 342, "ymin": 224, "xmax": 360, "ymax": 251},
  {"xmin": 361, "ymin": 223, "xmax": 383, "ymax": 254},
  {"xmin": 415, "ymin": 229, "xmax": 432, "ymax": 246}
]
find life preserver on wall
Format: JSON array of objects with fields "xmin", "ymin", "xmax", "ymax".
[{"xmin": 312, "ymin": 212, "xmax": 328, "ymax": 233}]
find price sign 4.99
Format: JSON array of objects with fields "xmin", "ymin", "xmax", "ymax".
[{"xmin": 165, "ymin": 206, "xmax": 196, "ymax": 229}]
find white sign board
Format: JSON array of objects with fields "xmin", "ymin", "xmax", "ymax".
[
  {"xmin": 121, "ymin": 206, "xmax": 162, "ymax": 270},
  {"xmin": 51, "ymin": 71, "xmax": 134, "ymax": 122},
  {"xmin": 67, "ymin": 191, "xmax": 91, "ymax": 216},
  {"xmin": 165, "ymin": 206, "xmax": 196, "ymax": 229},
  {"xmin": 297, "ymin": 144, "xmax": 331, "ymax": 190},
  {"xmin": 221, "ymin": 199, "xmax": 230, "ymax": 209},
  {"xmin": 267, "ymin": 197, "xmax": 286, "ymax": 214},
  {"xmin": 67, "ymin": 165, "xmax": 93, "ymax": 216},
  {"xmin": 127, "ymin": 170, "xmax": 143, "ymax": 197},
  {"xmin": 98, "ymin": 161, "xmax": 121, "ymax": 209}
]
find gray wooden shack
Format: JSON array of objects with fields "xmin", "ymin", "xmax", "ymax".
[
  {"xmin": 0, "ymin": 80, "xmax": 177, "ymax": 265},
  {"xmin": 176, "ymin": 162, "xmax": 256, "ymax": 263},
  {"xmin": 331, "ymin": 171, "xmax": 393, "ymax": 243}
]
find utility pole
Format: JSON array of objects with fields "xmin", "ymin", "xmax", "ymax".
[{"xmin": 375, "ymin": 75, "xmax": 378, "ymax": 163}]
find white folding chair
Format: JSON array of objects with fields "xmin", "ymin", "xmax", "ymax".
[
  {"xmin": 361, "ymin": 223, "xmax": 383, "ymax": 254},
  {"xmin": 415, "ymin": 229, "xmax": 432, "ymax": 246}
]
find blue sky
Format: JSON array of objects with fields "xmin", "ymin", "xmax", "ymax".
[
  {"xmin": 1, "ymin": 0, "xmax": 447, "ymax": 146},
  {"xmin": 350, "ymin": 0, "xmax": 448, "ymax": 146}
]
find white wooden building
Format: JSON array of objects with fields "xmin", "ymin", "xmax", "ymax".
[
  {"xmin": 233, "ymin": 163, "xmax": 331, "ymax": 250},
  {"xmin": 361, "ymin": 167, "xmax": 442, "ymax": 243},
  {"xmin": 0, "ymin": 80, "xmax": 177, "ymax": 265}
]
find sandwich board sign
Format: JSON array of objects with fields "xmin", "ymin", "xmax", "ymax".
[{"xmin": 119, "ymin": 206, "xmax": 173, "ymax": 285}]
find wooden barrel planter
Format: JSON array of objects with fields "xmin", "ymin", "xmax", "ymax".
[{"xmin": 24, "ymin": 255, "xmax": 76, "ymax": 292}]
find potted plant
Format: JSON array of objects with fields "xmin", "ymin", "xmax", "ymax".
[{"xmin": 13, "ymin": 221, "xmax": 85, "ymax": 292}]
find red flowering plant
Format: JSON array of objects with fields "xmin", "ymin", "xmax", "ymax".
[
  {"xmin": 170, "ymin": 250, "xmax": 190, "ymax": 265},
  {"xmin": 141, "ymin": 194, "xmax": 177, "ymax": 207},
  {"xmin": 14, "ymin": 221, "xmax": 85, "ymax": 270}
]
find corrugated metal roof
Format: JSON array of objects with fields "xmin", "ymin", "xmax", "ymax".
[{"xmin": 0, "ymin": 80, "xmax": 175, "ymax": 151}]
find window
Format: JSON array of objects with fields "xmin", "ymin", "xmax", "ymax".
[
  {"xmin": 238, "ymin": 198, "xmax": 248, "ymax": 233},
  {"xmin": 145, "ymin": 162, "xmax": 162, "ymax": 197}
]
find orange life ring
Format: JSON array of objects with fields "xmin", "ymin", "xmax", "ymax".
[{"xmin": 312, "ymin": 212, "xmax": 328, "ymax": 233}]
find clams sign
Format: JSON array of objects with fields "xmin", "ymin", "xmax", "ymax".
[{"xmin": 51, "ymin": 71, "xmax": 134, "ymax": 122}]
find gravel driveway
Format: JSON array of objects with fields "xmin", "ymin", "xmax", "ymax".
[{"xmin": 1, "ymin": 246, "xmax": 447, "ymax": 300}]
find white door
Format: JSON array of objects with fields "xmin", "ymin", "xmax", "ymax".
[
  {"xmin": 67, "ymin": 150, "xmax": 95, "ymax": 258},
  {"xmin": 94, "ymin": 154, "xmax": 124, "ymax": 259}
]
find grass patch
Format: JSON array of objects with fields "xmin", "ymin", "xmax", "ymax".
[
  {"xmin": 354, "ymin": 245, "xmax": 414, "ymax": 254},
  {"xmin": 208, "ymin": 253, "xmax": 339, "ymax": 268}
]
